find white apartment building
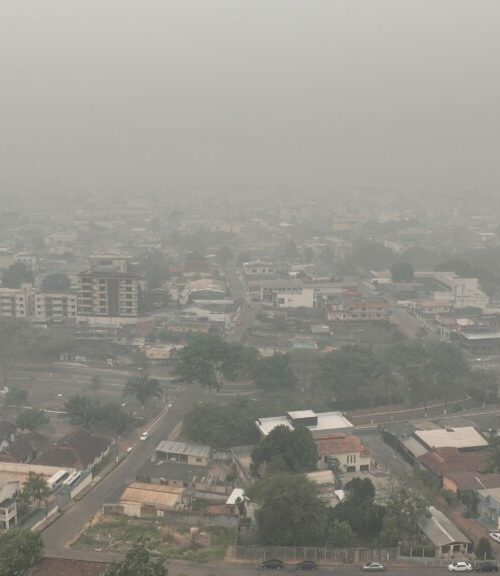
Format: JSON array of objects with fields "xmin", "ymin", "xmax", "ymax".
[
  {"xmin": 13, "ymin": 253, "xmax": 38, "ymax": 273},
  {"xmin": 0, "ymin": 284, "xmax": 34, "ymax": 318},
  {"xmin": 0, "ymin": 481, "xmax": 18, "ymax": 530},
  {"xmin": 34, "ymin": 292, "xmax": 78, "ymax": 322}
]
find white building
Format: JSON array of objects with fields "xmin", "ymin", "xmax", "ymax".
[
  {"xmin": 0, "ymin": 481, "xmax": 18, "ymax": 530},
  {"xmin": 34, "ymin": 292, "xmax": 78, "ymax": 322},
  {"xmin": 256, "ymin": 410, "xmax": 353, "ymax": 438},
  {"xmin": 0, "ymin": 284, "xmax": 34, "ymax": 318},
  {"xmin": 276, "ymin": 288, "xmax": 315, "ymax": 309}
]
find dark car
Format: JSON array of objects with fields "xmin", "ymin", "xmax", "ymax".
[
  {"xmin": 294, "ymin": 561, "xmax": 317, "ymax": 571},
  {"xmin": 261, "ymin": 559, "xmax": 285, "ymax": 570},
  {"xmin": 476, "ymin": 562, "xmax": 498, "ymax": 572}
]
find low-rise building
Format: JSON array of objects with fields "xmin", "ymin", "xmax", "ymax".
[
  {"xmin": 118, "ymin": 482, "xmax": 184, "ymax": 518},
  {"xmin": 256, "ymin": 410, "xmax": 353, "ymax": 438},
  {"xmin": 414, "ymin": 427, "xmax": 489, "ymax": 452},
  {"xmin": 0, "ymin": 480, "xmax": 18, "ymax": 530},
  {"xmin": 327, "ymin": 297, "xmax": 390, "ymax": 322},
  {"xmin": 315, "ymin": 433, "xmax": 371, "ymax": 472},
  {"xmin": 155, "ymin": 441, "xmax": 211, "ymax": 467},
  {"xmin": 418, "ymin": 506, "xmax": 471, "ymax": 560}
]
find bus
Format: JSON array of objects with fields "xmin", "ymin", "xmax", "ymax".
[
  {"xmin": 63, "ymin": 471, "xmax": 81, "ymax": 488},
  {"xmin": 47, "ymin": 470, "xmax": 69, "ymax": 491}
]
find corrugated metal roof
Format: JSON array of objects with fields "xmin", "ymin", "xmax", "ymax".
[{"xmin": 418, "ymin": 506, "xmax": 471, "ymax": 548}]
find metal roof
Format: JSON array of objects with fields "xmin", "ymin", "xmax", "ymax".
[
  {"xmin": 418, "ymin": 506, "xmax": 471, "ymax": 548},
  {"xmin": 155, "ymin": 440, "xmax": 211, "ymax": 459}
]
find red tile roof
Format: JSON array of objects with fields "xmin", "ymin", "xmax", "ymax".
[
  {"xmin": 418, "ymin": 447, "xmax": 489, "ymax": 477},
  {"xmin": 315, "ymin": 433, "xmax": 370, "ymax": 457}
]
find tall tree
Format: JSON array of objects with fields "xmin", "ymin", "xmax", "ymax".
[
  {"xmin": 23, "ymin": 472, "xmax": 50, "ymax": 510},
  {"xmin": 64, "ymin": 394, "xmax": 99, "ymax": 429},
  {"xmin": 252, "ymin": 354, "xmax": 297, "ymax": 391},
  {"xmin": 104, "ymin": 540, "xmax": 165, "ymax": 576},
  {"xmin": 124, "ymin": 372, "xmax": 162, "ymax": 407},
  {"xmin": 4, "ymin": 386, "xmax": 29, "ymax": 408},
  {"xmin": 0, "ymin": 530, "xmax": 44, "ymax": 576}
]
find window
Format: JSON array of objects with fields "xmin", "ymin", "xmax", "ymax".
[{"xmin": 196, "ymin": 457, "xmax": 203, "ymax": 462}]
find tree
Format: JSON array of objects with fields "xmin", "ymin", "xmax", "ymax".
[
  {"xmin": 4, "ymin": 386, "xmax": 29, "ymax": 407},
  {"xmin": 104, "ymin": 540, "xmax": 165, "ymax": 576},
  {"xmin": 23, "ymin": 472, "xmax": 50, "ymax": 510},
  {"xmin": 16, "ymin": 408, "xmax": 49, "ymax": 431},
  {"xmin": 251, "ymin": 425, "xmax": 318, "ymax": 475},
  {"xmin": 1, "ymin": 262, "xmax": 33, "ymax": 288},
  {"xmin": 64, "ymin": 395, "xmax": 99, "ymax": 429},
  {"xmin": 476, "ymin": 537, "xmax": 493, "ymax": 560},
  {"xmin": 216, "ymin": 245, "xmax": 234, "ymax": 266},
  {"xmin": 252, "ymin": 354, "xmax": 297, "ymax": 391},
  {"xmin": 98, "ymin": 402, "xmax": 133, "ymax": 437},
  {"xmin": 42, "ymin": 272, "xmax": 71, "ymax": 292},
  {"xmin": 183, "ymin": 398, "xmax": 260, "ymax": 449},
  {"xmin": 124, "ymin": 372, "xmax": 162, "ymax": 408},
  {"xmin": 390, "ymin": 261, "xmax": 415, "ymax": 283},
  {"xmin": 88, "ymin": 374, "xmax": 103, "ymax": 397},
  {"xmin": 325, "ymin": 518, "xmax": 355, "ymax": 548},
  {"xmin": 379, "ymin": 488, "xmax": 427, "ymax": 546},
  {"xmin": 282, "ymin": 239, "xmax": 299, "ymax": 260},
  {"xmin": 251, "ymin": 473, "xmax": 327, "ymax": 546},
  {"xmin": 0, "ymin": 529, "xmax": 44, "ymax": 576}
]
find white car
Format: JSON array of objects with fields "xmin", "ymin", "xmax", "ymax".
[
  {"xmin": 490, "ymin": 532, "xmax": 500, "ymax": 543},
  {"xmin": 448, "ymin": 562, "xmax": 472, "ymax": 572},
  {"xmin": 140, "ymin": 432, "xmax": 149, "ymax": 441}
]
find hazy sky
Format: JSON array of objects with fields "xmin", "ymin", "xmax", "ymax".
[{"xmin": 1, "ymin": 1, "xmax": 500, "ymax": 199}]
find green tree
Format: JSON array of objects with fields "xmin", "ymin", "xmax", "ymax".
[
  {"xmin": 476, "ymin": 537, "xmax": 493, "ymax": 560},
  {"xmin": 0, "ymin": 529, "xmax": 44, "ymax": 576},
  {"xmin": 88, "ymin": 374, "xmax": 103, "ymax": 397},
  {"xmin": 252, "ymin": 354, "xmax": 297, "ymax": 391},
  {"xmin": 16, "ymin": 408, "xmax": 49, "ymax": 431},
  {"xmin": 1, "ymin": 262, "xmax": 33, "ymax": 288},
  {"xmin": 251, "ymin": 425, "xmax": 318, "ymax": 475},
  {"xmin": 216, "ymin": 245, "xmax": 234, "ymax": 266},
  {"xmin": 183, "ymin": 398, "xmax": 260, "ymax": 449},
  {"xmin": 42, "ymin": 272, "xmax": 71, "ymax": 292},
  {"xmin": 4, "ymin": 386, "xmax": 29, "ymax": 408},
  {"xmin": 104, "ymin": 540, "xmax": 165, "ymax": 576},
  {"xmin": 390, "ymin": 261, "xmax": 415, "ymax": 283},
  {"xmin": 124, "ymin": 372, "xmax": 162, "ymax": 408},
  {"xmin": 379, "ymin": 488, "xmax": 427, "ymax": 546},
  {"xmin": 98, "ymin": 402, "xmax": 133, "ymax": 437},
  {"xmin": 251, "ymin": 473, "xmax": 327, "ymax": 546},
  {"xmin": 23, "ymin": 472, "xmax": 50, "ymax": 510},
  {"xmin": 64, "ymin": 394, "xmax": 99, "ymax": 429},
  {"xmin": 325, "ymin": 518, "xmax": 355, "ymax": 548}
]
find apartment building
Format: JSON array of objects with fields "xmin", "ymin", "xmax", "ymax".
[
  {"xmin": 0, "ymin": 481, "xmax": 18, "ymax": 530},
  {"xmin": 327, "ymin": 297, "xmax": 390, "ymax": 322},
  {"xmin": 78, "ymin": 254, "xmax": 139, "ymax": 319},
  {"xmin": 34, "ymin": 292, "xmax": 78, "ymax": 322},
  {"xmin": 0, "ymin": 284, "xmax": 34, "ymax": 318}
]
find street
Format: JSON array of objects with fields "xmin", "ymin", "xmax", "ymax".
[{"xmin": 42, "ymin": 383, "xmax": 207, "ymax": 559}]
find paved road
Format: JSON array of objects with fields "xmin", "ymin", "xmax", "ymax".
[
  {"xmin": 390, "ymin": 307, "xmax": 421, "ymax": 338},
  {"xmin": 42, "ymin": 384, "xmax": 207, "ymax": 559}
]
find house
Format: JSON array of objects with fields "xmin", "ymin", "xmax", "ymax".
[
  {"xmin": 418, "ymin": 506, "xmax": 471, "ymax": 560},
  {"xmin": 256, "ymin": 410, "xmax": 353, "ymax": 438},
  {"xmin": 34, "ymin": 431, "xmax": 111, "ymax": 473},
  {"xmin": 414, "ymin": 427, "xmax": 489, "ymax": 452},
  {"xmin": 0, "ymin": 480, "xmax": 18, "ymax": 530},
  {"xmin": 118, "ymin": 482, "xmax": 184, "ymax": 518},
  {"xmin": 154, "ymin": 441, "xmax": 211, "ymax": 467},
  {"xmin": 27, "ymin": 558, "xmax": 108, "ymax": 576},
  {"xmin": 315, "ymin": 433, "xmax": 371, "ymax": 472}
]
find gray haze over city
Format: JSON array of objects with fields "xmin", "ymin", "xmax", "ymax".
[{"xmin": 2, "ymin": 0, "xmax": 500, "ymax": 199}]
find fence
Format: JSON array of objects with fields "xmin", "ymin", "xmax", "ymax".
[{"xmin": 227, "ymin": 545, "xmax": 399, "ymax": 564}]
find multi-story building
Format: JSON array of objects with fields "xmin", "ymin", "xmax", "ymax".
[
  {"xmin": 77, "ymin": 255, "xmax": 139, "ymax": 320},
  {"xmin": 0, "ymin": 481, "xmax": 18, "ymax": 530},
  {"xmin": 315, "ymin": 433, "xmax": 372, "ymax": 473},
  {"xmin": 0, "ymin": 284, "xmax": 34, "ymax": 318},
  {"xmin": 13, "ymin": 253, "xmax": 38, "ymax": 273},
  {"xmin": 327, "ymin": 297, "xmax": 390, "ymax": 322},
  {"xmin": 34, "ymin": 292, "xmax": 78, "ymax": 322}
]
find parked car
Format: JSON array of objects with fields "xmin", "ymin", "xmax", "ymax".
[
  {"xmin": 294, "ymin": 561, "xmax": 317, "ymax": 571},
  {"xmin": 448, "ymin": 562, "xmax": 473, "ymax": 572},
  {"xmin": 261, "ymin": 559, "xmax": 285, "ymax": 570},
  {"xmin": 362, "ymin": 563, "xmax": 385, "ymax": 572},
  {"xmin": 475, "ymin": 562, "xmax": 498, "ymax": 572},
  {"xmin": 140, "ymin": 432, "xmax": 149, "ymax": 441},
  {"xmin": 489, "ymin": 532, "xmax": 500, "ymax": 543}
]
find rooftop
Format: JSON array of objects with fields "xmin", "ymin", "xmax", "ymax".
[
  {"xmin": 119, "ymin": 482, "xmax": 183, "ymax": 509},
  {"xmin": 137, "ymin": 460, "xmax": 211, "ymax": 484},
  {"xmin": 155, "ymin": 441, "xmax": 211, "ymax": 459},
  {"xmin": 418, "ymin": 506, "xmax": 471, "ymax": 547},
  {"xmin": 414, "ymin": 426, "xmax": 488, "ymax": 450},
  {"xmin": 315, "ymin": 433, "xmax": 370, "ymax": 457},
  {"xmin": 418, "ymin": 447, "xmax": 488, "ymax": 477},
  {"xmin": 256, "ymin": 411, "xmax": 353, "ymax": 437}
]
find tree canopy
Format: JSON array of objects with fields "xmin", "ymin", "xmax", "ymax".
[
  {"xmin": 41, "ymin": 272, "xmax": 71, "ymax": 292},
  {"xmin": 64, "ymin": 395, "xmax": 132, "ymax": 435},
  {"xmin": 22, "ymin": 472, "xmax": 50, "ymax": 509},
  {"xmin": 390, "ymin": 261, "xmax": 415, "ymax": 283},
  {"xmin": 183, "ymin": 397, "xmax": 260, "ymax": 448},
  {"xmin": 251, "ymin": 472, "xmax": 327, "ymax": 546},
  {"xmin": 104, "ymin": 540, "xmax": 165, "ymax": 576},
  {"xmin": 0, "ymin": 530, "xmax": 44, "ymax": 576},
  {"xmin": 1, "ymin": 262, "xmax": 33, "ymax": 288},
  {"xmin": 16, "ymin": 408, "xmax": 49, "ymax": 431},
  {"xmin": 251, "ymin": 353, "xmax": 297, "ymax": 391},
  {"xmin": 124, "ymin": 372, "xmax": 162, "ymax": 407},
  {"xmin": 251, "ymin": 425, "xmax": 318, "ymax": 475}
]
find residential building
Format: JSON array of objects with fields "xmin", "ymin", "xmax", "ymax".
[
  {"xmin": 243, "ymin": 261, "xmax": 281, "ymax": 277},
  {"xmin": 155, "ymin": 441, "xmax": 211, "ymax": 467},
  {"xmin": 34, "ymin": 292, "xmax": 77, "ymax": 322},
  {"xmin": 118, "ymin": 482, "xmax": 184, "ymax": 518},
  {"xmin": 478, "ymin": 487, "xmax": 500, "ymax": 530},
  {"xmin": 0, "ymin": 480, "xmax": 18, "ymax": 530},
  {"xmin": 14, "ymin": 252, "xmax": 38, "ymax": 273},
  {"xmin": 247, "ymin": 279, "xmax": 304, "ymax": 303},
  {"xmin": 256, "ymin": 410, "xmax": 353, "ymax": 438},
  {"xmin": 315, "ymin": 433, "xmax": 371, "ymax": 472},
  {"xmin": 0, "ymin": 284, "xmax": 34, "ymax": 318},
  {"xmin": 275, "ymin": 288, "xmax": 314, "ymax": 309},
  {"xmin": 327, "ymin": 297, "xmax": 390, "ymax": 322},
  {"xmin": 418, "ymin": 506, "xmax": 471, "ymax": 559}
]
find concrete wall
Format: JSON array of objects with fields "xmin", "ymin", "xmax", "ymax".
[{"xmin": 0, "ymin": 462, "xmax": 75, "ymax": 477}]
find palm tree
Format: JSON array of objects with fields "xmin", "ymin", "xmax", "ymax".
[
  {"xmin": 23, "ymin": 472, "xmax": 50, "ymax": 510},
  {"xmin": 124, "ymin": 372, "xmax": 162, "ymax": 408}
]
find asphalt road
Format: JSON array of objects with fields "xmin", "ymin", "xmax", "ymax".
[{"xmin": 42, "ymin": 383, "xmax": 207, "ymax": 559}]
